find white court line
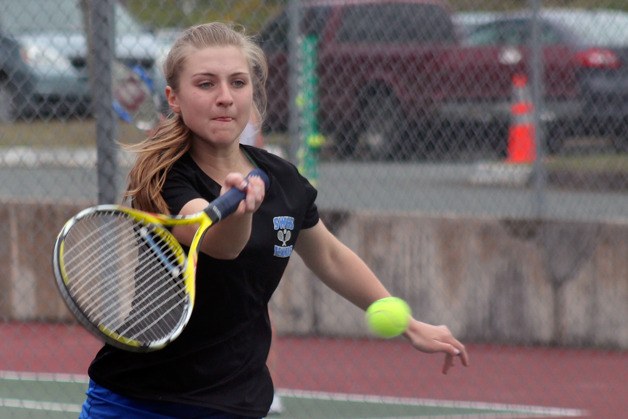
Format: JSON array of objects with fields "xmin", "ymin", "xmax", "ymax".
[
  {"xmin": 349, "ymin": 416, "xmax": 569, "ymax": 419},
  {"xmin": 0, "ymin": 371, "xmax": 87, "ymax": 414},
  {"xmin": 0, "ymin": 398, "xmax": 81, "ymax": 413},
  {"xmin": 0, "ymin": 371, "xmax": 586, "ymax": 418},
  {"xmin": 0, "ymin": 370, "xmax": 88, "ymax": 383},
  {"xmin": 275, "ymin": 388, "xmax": 587, "ymax": 418}
]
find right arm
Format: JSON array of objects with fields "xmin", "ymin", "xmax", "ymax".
[{"xmin": 171, "ymin": 172, "xmax": 266, "ymax": 259}]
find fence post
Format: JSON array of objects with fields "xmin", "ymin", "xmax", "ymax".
[
  {"xmin": 528, "ymin": 0, "xmax": 547, "ymax": 218},
  {"xmin": 287, "ymin": 0, "xmax": 303, "ymax": 165},
  {"xmin": 296, "ymin": 35, "xmax": 324, "ymax": 186},
  {"xmin": 86, "ymin": 0, "xmax": 119, "ymax": 204}
]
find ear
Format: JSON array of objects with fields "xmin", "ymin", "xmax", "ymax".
[{"xmin": 166, "ymin": 86, "xmax": 180, "ymax": 114}]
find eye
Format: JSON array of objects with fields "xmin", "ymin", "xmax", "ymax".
[
  {"xmin": 232, "ymin": 79, "xmax": 247, "ymax": 88},
  {"xmin": 198, "ymin": 80, "xmax": 214, "ymax": 89}
]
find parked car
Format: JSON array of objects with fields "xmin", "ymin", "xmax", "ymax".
[
  {"xmin": 0, "ymin": 0, "xmax": 165, "ymax": 121},
  {"xmin": 456, "ymin": 8, "xmax": 628, "ymax": 153},
  {"xmin": 452, "ymin": 11, "xmax": 499, "ymax": 38},
  {"xmin": 258, "ymin": 0, "xmax": 482, "ymax": 159},
  {"xmin": 0, "ymin": 30, "xmax": 37, "ymax": 121}
]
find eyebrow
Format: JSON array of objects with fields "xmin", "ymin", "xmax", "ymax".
[{"xmin": 192, "ymin": 71, "xmax": 250, "ymax": 78}]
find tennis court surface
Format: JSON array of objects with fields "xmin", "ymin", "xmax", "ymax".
[
  {"xmin": 0, "ymin": 372, "xmax": 584, "ymax": 418},
  {"xmin": 1, "ymin": 323, "xmax": 625, "ymax": 418}
]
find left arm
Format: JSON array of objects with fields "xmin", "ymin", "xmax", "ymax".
[
  {"xmin": 294, "ymin": 220, "xmax": 390, "ymax": 310},
  {"xmin": 295, "ymin": 220, "xmax": 469, "ymax": 374}
]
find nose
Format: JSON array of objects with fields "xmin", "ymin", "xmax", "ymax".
[{"xmin": 216, "ymin": 82, "xmax": 234, "ymax": 106}]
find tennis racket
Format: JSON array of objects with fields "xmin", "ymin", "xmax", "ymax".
[
  {"xmin": 112, "ymin": 60, "xmax": 162, "ymax": 131},
  {"xmin": 53, "ymin": 168, "xmax": 269, "ymax": 352}
]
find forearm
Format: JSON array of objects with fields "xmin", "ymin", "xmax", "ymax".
[
  {"xmin": 171, "ymin": 172, "xmax": 265, "ymax": 260},
  {"xmin": 172, "ymin": 199, "xmax": 253, "ymax": 260},
  {"xmin": 317, "ymin": 245, "xmax": 390, "ymax": 310},
  {"xmin": 199, "ymin": 211, "xmax": 253, "ymax": 259},
  {"xmin": 296, "ymin": 222, "xmax": 390, "ymax": 311}
]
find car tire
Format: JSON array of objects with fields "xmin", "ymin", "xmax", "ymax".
[
  {"xmin": 355, "ymin": 91, "xmax": 404, "ymax": 160},
  {"xmin": 0, "ymin": 83, "xmax": 17, "ymax": 123},
  {"xmin": 545, "ymin": 124, "xmax": 567, "ymax": 155},
  {"xmin": 611, "ymin": 121, "xmax": 628, "ymax": 153}
]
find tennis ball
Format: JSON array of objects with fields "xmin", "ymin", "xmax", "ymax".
[{"xmin": 365, "ymin": 297, "xmax": 411, "ymax": 338}]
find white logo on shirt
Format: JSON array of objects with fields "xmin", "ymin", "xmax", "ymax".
[{"xmin": 273, "ymin": 216, "xmax": 294, "ymax": 258}]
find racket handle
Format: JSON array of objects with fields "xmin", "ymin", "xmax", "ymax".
[{"xmin": 208, "ymin": 168, "xmax": 270, "ymax": 221}]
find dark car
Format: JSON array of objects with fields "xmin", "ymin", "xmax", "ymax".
[
  {"xmin": 0, "ymin": 31, "xmax": 37, "ymax": 121},
  {"xmin": 457, "ymin": 8, "xmax": 628, "ymax": 153}
]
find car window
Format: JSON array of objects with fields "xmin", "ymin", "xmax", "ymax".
[
  {"xmin": 548, "ymin": 11, "xmax": 628, "ymax": 47},
  {"xmin": 540, "ymin": 23, "xmax": 563, "ymax": 44},
  {"xmin": 302, "ymin": 7, "xmax": 331, "ymax": 37},
  {"xmin": 259, "ymin": 6, "xmax": 331, "ymax": 53},
  {"xmin": 0, "ymin": 0, "xmax": 146, "ymax": 36},
  {"xmin": 465, "ymin": 21, "xmax": 523, "ymax": 46},
  {"xmin": 466, "ymin": 19, "xmax": 563, "ymax": 46},
  {"xmin": 259, "ymin": 12, "xmax": 289, "ymax": 53},
  {"xmin": 336, "ymin": 4, "xmax": 456, "ymax": 44}
]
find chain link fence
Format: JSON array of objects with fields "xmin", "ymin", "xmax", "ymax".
[{"xmin": 0, "ymin": 0, "xmax": 626, "ymax": 417}]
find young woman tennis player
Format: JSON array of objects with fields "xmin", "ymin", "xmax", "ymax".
[{"xmin": 79, "ymin": 22, "xmax": 468, "ymax": 418}]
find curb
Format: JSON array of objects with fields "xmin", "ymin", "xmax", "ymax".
[
  {"xmin": 0, "ymin": 147, "xmax": 134, "ymax": 168},
  {"xmin": 469, "ymin": 162, "xmax": 626, "ymax": 191}
]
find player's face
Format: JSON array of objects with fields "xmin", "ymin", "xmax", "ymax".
[{"xmin": 167, "ymin": 45, "xmax": 253, "ymax": 148}]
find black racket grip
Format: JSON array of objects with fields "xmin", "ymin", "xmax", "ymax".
[{"xmin": 207, "ymin": 168, "xmax": 269, "ymax": 221}]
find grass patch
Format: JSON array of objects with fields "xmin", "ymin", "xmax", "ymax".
[
  {"xmin": 0, "ymin": 119, "xmax": 146, "ymax": 148},
  {"xmin": 546, "ymin": 153, "xmax": 628, "ymax": 174},
  {"xmin": 2, "ymin": 120, "xmax": 627, "ymax": 176}
]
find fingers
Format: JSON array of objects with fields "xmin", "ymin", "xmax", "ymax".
[
  {"xmin": 407, "ymin": 321, "xmax": 468, "ymax": 375},
  {"xmin": 441, "ymin": 343, "xmax": 468, "ymax": 375},
  {"xmin": 434, "ymin": 326, "xmax": 468, "ymax": 375},
  {"xmin": 223, "ymin": 172, "xmax": 246, "ymax": 191},
  {"xmin": 457, "ymin": 343, "xmax": 469, "ymax": 368},
  {"xmin": 222, "ymin": 172, "xmax": 265, "ymax": 213},
  {"xmin": 243, "ymin": 175, "xmax": 265, "ymax": 212},
  {"xmin": 442, "ymin": 352, "xmax": 455, "ymax": 375}
]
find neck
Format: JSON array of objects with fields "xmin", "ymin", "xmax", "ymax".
[{"xmin": 189, "ymin": 143, "xmax": 254, "ymax": 186}]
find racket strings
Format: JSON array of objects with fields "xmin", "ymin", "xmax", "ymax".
[
  {"xmin": 98, "ymin": 247, "xmax": 187, "ymax": 339},
  {"xmin": 70, "ymin": 217, "xmax": 187, "ymax": 341},
  {"xmin": 66, "ymin": 223, "xmax": 146, "ymax": 295},
  {"xmin": 66, "ymin": 221, "xmax": 154, "ymax": 313},
  {"xmin": 60, "ymin": 212, "xmax": 190, "ymax": 344}
]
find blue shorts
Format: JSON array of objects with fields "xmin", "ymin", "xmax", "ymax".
[{"xmin": 79, "ymin": 380, "xmax": 258, "ymax": 419}]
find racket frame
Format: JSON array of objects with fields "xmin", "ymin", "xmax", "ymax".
[
  {"xmin": 53, "ymin": 205, "xmax": 208, "ymax": 351},
  {"xmin": 52, "ymin": 169, "xmax": 268, "ymax": 351}
]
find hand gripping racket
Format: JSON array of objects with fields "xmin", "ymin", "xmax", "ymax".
[{"xmin": 53, "ymin": 169, "xmax": 269, "ymax": 352}]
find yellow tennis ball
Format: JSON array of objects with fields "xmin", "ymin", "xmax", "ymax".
[{"xmin": 365, "ymin": 297, "xmax": 411, "ymax": 338}]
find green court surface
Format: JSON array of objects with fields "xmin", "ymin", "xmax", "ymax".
[{"xmin": 0, "ymin": 371, "xmax": 584, "ymax": 419}]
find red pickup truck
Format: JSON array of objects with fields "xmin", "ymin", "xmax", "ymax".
[
  {"xmin": 259, "ymin": 0, "xmax": 628, "ymax": 159},
  {"xmin": 259, "ymin": 0, "xmax": 508, "ymax": 159}
]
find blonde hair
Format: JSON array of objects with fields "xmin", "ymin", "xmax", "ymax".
[{"xmin": 124, "ymin": 22, "xmax": 268, "ymax": 213}]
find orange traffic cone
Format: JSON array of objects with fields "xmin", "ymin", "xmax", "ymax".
[{"xmin": 506, "ymin": 74, "xmax": 536, "ymax": 164}]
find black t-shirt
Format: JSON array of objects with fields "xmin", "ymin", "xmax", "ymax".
[{"xmin": 87, "ymin": 145, "xmax": 319, "ymax": 417}]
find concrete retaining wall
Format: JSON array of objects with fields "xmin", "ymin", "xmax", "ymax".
[
  {"xmin": 271, "ymin": 211, "xmax": 627, "ymax": 349},
  {"xmin": 0, "ymin": 200, "xmax": 92, "ymax": 321},
  {"xmin": 2, "ymin": 201, "xmax": 625, "ymax": 349}
]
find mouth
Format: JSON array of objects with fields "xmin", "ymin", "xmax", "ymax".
[{"xmin": 213, "ymin": 116, "xmax": 234, "ymax": 122}]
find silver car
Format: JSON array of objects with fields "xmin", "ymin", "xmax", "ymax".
[{"xmin": 0, "ymin": 0, "xmax": 164, "ymax": 121}]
